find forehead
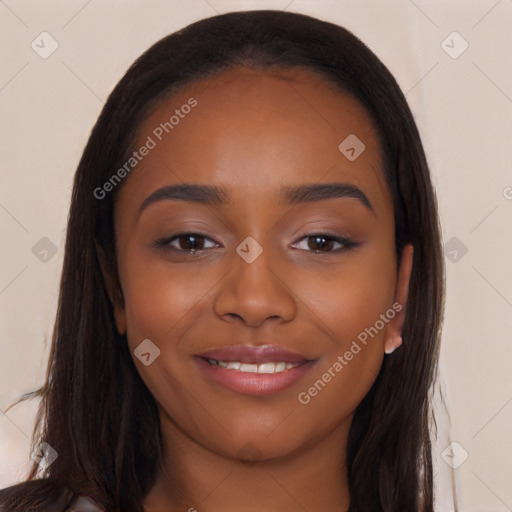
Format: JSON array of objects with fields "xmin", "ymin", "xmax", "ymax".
[{"xmin": 118, "ymin": 66, "xmax": 391, "ymax": 215}]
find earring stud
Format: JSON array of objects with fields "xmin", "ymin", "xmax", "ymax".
[{"xmin": 385, "ymin": 335, "xmax": 402, "ymax": 355}]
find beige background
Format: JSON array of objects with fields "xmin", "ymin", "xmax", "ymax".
[{"xmin": 1, "ymin": 0, "xmax": 511, "ymax": 510}]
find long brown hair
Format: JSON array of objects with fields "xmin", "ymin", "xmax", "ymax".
[{"xmin": 0, "ymin": 10, "xmax": 444, "ymax": 512}]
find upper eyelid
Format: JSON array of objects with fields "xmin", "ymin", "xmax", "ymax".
[{"xmin": 163, "ymin": 231, "xmax": 347, "ymax": 241}]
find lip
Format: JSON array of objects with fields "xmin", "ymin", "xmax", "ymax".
[
  {"xmin": 194, "ymin": 344, "xmax": 317, "ymax": 396},
  {"xmin": 196, "ymin": 344, "xmax": 310, "ymax": 364}
]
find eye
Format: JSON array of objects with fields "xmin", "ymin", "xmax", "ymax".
[
  {"xmin": 154, "ymin": 233, "xmax": 219, "ymax": 254},
  {"xmin": 292, "ymin": 233, "xmax": 358, "ymax": 253},
  {"xmin": 153, "ymin": 231, "xmax": 358, "ymax": 256}
]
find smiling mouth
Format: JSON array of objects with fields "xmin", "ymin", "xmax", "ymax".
[
  {"xmin": 195, "ymin": 344, "xmax": 316, "ymax": 395},
  {"xmin": 204, "ymin": 359, "xmax": 304, "ymax": 374}
]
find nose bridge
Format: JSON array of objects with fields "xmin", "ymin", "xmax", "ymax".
[
  {"xmin": 233, "ymin": 234, "xmax": 283, "ymax": 297},
  {"xmin": 214, "ymin": 234, "xmax": 297, "ymax": 325}
]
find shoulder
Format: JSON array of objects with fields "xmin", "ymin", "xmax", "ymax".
[{"xmin": 0, "ymin": 480, "xmax": 104, "ymax": 512}]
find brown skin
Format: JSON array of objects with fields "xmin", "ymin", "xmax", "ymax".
[{"xmin": 104, "ymin": 67, "xmax": 413, "ymax": 512}]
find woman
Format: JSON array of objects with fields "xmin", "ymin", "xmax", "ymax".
[{"xmin": 0, "ymin": 9, "xmax": 445, "ymax": 512}]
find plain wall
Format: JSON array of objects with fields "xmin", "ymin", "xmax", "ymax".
[{"xmin": 1, "ymin": 1, "xmax": 511, "ymax": 511}]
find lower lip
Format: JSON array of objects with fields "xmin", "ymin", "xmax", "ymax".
[{"xmin": 195, "ymin": 357, "xmax": 315, "ymax": 396}]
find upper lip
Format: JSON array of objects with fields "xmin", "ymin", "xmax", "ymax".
[{"xmin": 196, "ymin": 345, "xmax": 312, "ymax": 364}]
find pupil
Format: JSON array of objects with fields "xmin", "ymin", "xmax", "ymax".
[
  {"xmin": 182, "ymin": 235, "xmax": 202, "ymax": 252},
  {"xmin": 310, "ymin": 236, "xmax": 331, "ymax": 252}
]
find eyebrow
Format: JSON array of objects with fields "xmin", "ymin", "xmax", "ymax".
[{"xmin": 138, "ymin": 182, "xmax": 374, "ymax": 216}]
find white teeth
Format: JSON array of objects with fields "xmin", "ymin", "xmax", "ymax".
[
  {"xmin": 240, "ymin": 363, "xmax": 258, "ymax": 372},
  {"xmin": 257, "ymin": 362, "xmax": 276, "ymax": 374},
  {"xmin": 208, "ymin": 359, "xmax": 301, "ymax": 373}
]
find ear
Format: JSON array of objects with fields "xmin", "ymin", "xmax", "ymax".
[
  {"xmin": 384, "ymin": 243, "xmax": 414, "ymax": 355},
  {"xmin": 95, "ymin": 240, "xmax": 127, "ymax": 335}
]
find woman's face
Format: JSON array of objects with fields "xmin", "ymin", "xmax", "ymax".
[{"xmin": 110, "ymin": 67, "xmax": 412, "ymax": 461}]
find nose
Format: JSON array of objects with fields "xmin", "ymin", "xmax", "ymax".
[{"xmin": 213, "ymin": 244, "xmax": 297, "ymax": 328}]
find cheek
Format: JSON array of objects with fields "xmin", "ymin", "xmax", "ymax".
[
  {"xmin": 295, "ymin": 245, "xmax": 396, "ymax": 343},
  {"xmin": 291, "ymin": 245, "xmax": 397, "ymax": 413},
  {"xmin": 118, "ymin": 251, "xmax": 224, "ymax": 431},
  {"xmin": 120, "ymin": 252, "xmax": 220, "ymax": 351}
]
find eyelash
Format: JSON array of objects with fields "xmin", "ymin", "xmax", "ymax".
[{"xmin": 153, "ymin": 231, "xmax": 359, "ymax": 256}]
